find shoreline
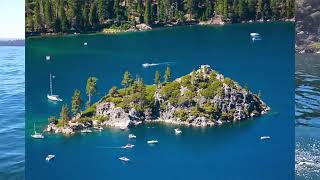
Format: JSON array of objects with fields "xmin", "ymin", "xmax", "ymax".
[{"xmin": 26, "ymin": 19, "xmax": 294, "ymax": 39}]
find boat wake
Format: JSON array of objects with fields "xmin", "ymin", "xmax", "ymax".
[
  {"xmin": 296, "ymin": 139, "xmax": 320, "ymax": 179},
  {"xmin": 142, "ymin": 62, "xmax": 174, "ymax": 68}
]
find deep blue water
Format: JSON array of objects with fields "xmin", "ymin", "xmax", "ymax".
[
  {"xmin": 26, "ymin": 22, "xmax": 295, "ymax": 180},
  {"xmin": 0, "ymin": 47, "xmax": 25, "ymax": 179},
  {"xmin": 295, "ymin": 54, "xmax": 320, "ymax": 180}
]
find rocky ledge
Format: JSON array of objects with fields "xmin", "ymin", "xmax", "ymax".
[{"xmin": 47, "ymin": 65, "xmax": 270, "ymax": 135}]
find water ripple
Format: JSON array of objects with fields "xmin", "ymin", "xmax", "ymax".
[{"xmin": 0, "ymin": 47, "xmax": 25, "ymax": 179}]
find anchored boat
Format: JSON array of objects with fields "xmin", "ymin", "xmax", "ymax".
[{"xmin": 47, "ymin": 73, "xmax": 62, "ymax": 102}]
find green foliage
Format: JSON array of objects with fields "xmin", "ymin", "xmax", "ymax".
[
  {"xmin": 72, "ymin": 89, "xmax": 82, "ymax": 115},
  {"xmin": 224, "ymin": 77, "xmax": 235, "ymax": 88},
  {"xmin": 154, "ymin": 70, "xmax": 161, "ymax": 85},
  {"xmin": 108, "ymin": 86, "xmax": 118, "ymax": 97},
  {"xmin": 160, "ymin": 81, "xmax": 180, "ymax": 105},
  {"xmin": 94, "ymin": 115, "xmax": 109, "ymax": 122},
  {"xmin": 82, "ymin": 104, "xmax": 96, "ymax": 117},
  {"xmin": 174, "ymin": 109, "xmax": 188, "ymax": 121},
  {"xmin": 86, "ymin": 77, "xmax": 98, "ymax": 106},
  {"xmin": 60, "ymin": 104, "xmax": 70, "ymax": 126},
  {"xmin": 26, "ymin": 0, "xmax": 294, "ymax": 34},
  {"xmin": 164, "ymin": 66, "xmax": 171, "ymax": 83},
  {"xmin": 121, "ymin": 71, "xmax": 133, "ymax": 88}
]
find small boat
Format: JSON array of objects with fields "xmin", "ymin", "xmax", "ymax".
[
  {"xmin": 147, "ymin": 140, "xmax": 158, "ymax": 144},
  {"xmin": 119, "ymin": 156, "xmax": 130, "ymax": 162},
  {"xmin": 45, "ymin": 56, "xmax": 50, "ymax": 60},
  {"xmin": 250, "ymin": 33, "xmax": 262, "ymax": 41},
  {"xmin": 128, "ymin": 134, "xmax": 136, "ymax": 139},
  {"xmin": 260, "ymin": 136, "xmax": 271, "ymax": 140},
  {"xmin": 122, "ymin": 144, "xmax": 135, "ymax": 149},
  {"xmin": 120, "ymin": 126, "xmax": 126, "ymax": 131},
  {"xmin": 142, "ymin": 63, "xmax": 157, "ymax": 68},
  {"xmin": 81, "ymin": 129, "xmax": 92, "ymax": 133},
  {"xmin": 84, "ymin": 42, "xmax": 88, "ymax": 46},
  {"xmin": 31, "ymin": 123, "xmax": 44, "ymax": 139},
  {"xmin": 174, "ymin": 128, "xmax": 182, "ymax": 135},
  {"xmin": 46, "ymin": 154, "xmax": 55, "ymax": 161},
  {"xmin": 47, "ymin": 73, "xmax": 63, "ymax": 102}
]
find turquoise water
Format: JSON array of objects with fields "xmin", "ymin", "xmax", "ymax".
[
  {"xmin": 295, "ymin": 54, "xmax": 320, "ymax": 180},
  {"xmin": 26, "ymin": 22, "xmax": 295, "ymax": 179},
  {"xmin": 0, "ymin": 47, "xmax": 25, "ymax": 179}
]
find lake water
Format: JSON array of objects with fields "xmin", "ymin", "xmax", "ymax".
[
  {"xmin": 26, "ymin": 22, "xmax": 295, "ymax": 180},
  {"xmin": 295, "ymin": 54, "xmax": 320, "ymax": 180},
  {"xmin": 0, "ymin": 46, "xmax": 25, "ymax": 179}
]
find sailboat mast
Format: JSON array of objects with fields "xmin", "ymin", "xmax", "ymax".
[{"xmin": 50, "ymin": 73, "xmax": 53, "ymax": 95}]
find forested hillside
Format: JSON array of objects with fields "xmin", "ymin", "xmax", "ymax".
[
  {"xmin": 26, "ymin": 0, "xmax": 294, "ymax": 34},
  {"xmin": 296, "ymin": 0, "xmax": 320, "ymax": 53}
]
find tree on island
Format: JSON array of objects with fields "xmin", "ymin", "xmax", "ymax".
[
  {"xmin": 108, "ymin": 86, "xmax": 118, "ymax": 97},
  {"xmin": 155, "ymin": 70, "xmax": 161, "ymax": 86},
  {"xmin": 164, "ymin": 66, "xmax": 171, "ymax": 83},
  {"xmin": 72, "ymin": 89, "xmax": 82, "ymax": 116},
  {"xmin": 121, "ymin": 71, "xmax": 134, "ymax": 88},
  {"xmin": 86, "ymin": 77, "xmax": 98, "ymax": 107},
  {"xmin": 60, "ymin": 104, "xmax": 70, "ymax": 126}
]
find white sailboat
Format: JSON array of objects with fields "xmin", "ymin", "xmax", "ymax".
[
  {"xmin": 47, "ymin": 73, "xmax": 62, "ymax": 102},
  {"xmin": 31, "ymin": 123, "xmax": 44, "ymax": 139}
]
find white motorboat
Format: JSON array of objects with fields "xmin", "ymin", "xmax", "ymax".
[
  {"xmin": 142, "ymin": 63, "xmax": 157, "ymax": 68},
  {"xmin": 119, "ymin": 157, "xmax": 130, "ymax": 162},
  {"xmin": 81, "ymin": 129, "xmax": 92, "ymax": 133},
  {"xmin": 31, "ymin": 123, "xmax": 44, "ymax": 139},
  {"xmin": 46, "ymin": 154, "xmax": 55, "ymax": 161},
  {"xmin": 147, "ymin": 140, "xmax": 158, "ymax": 144},
  {"xmin": 260, "ymin": 136, "xmax": 271, "ymax": 140},
  {"xmin": 84, "ymin": 42, "xmax": 88, "ymax": 46},
  {"xmin": 46, "ymin": 56, "xmax": 50, "ymax": 60},
  {"xmin": 47, "ymin": 73, "xmax": 63, "ymax": 102},
  {"xmin": 128, "ymin": 134, "xmax": 136, "ymax": 139},
  {"xmin": 250, "ymin": 33, "xmax": 262, "ymax": 41},
  {"xmin": 174, "ymin": 128, "xmax": 182, "ymax": 135},
  {"xmin": 120, "ymin": 126, "xmax": 126, "ymax": 131},
  {"xmin": 122, "ymin": 144, "xmax": 135, "ymax": 149}
]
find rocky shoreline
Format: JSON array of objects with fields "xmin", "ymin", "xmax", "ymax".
[{"xmin": 46, "ymin": 65, "xmax": 270, "ymax": 135}]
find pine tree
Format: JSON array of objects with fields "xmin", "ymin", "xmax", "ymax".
[
  {"xmin": 238, "ymin": 0, "xmax": 248, "ymax": 21},
  {"xmin": 270, "ymin": 0, "xmax": 279, "ymax": 20},
  {"xmin": 247, "ymin": 0, "xmax": 256, "ymax": 20},
  {"xmin": 44, "ymin": 0, "xmax": 53, "ymax": 29},
  {"xmin": 121, "ymin": 71, "xmax": 134, "ymax": 88},
  {"xmin": 89, "ymin": 2, "xmax": 99, "ymax": 28},
  {"xmin": 60, "ymin": 104, "xmax": 70, "ymax": 126},
  {"xmin": 144, "ymin": 0, "xmax": 152, "ymax": 25},
  {"xmin": 71, "ymin": 89, "xmax": 82, "ymax": 116},
  {"xmin": 164, "ymin": 66, "xmax": 171, "ymax": 83},
  {"xmin": 154, "ymin": 70, "xmax": 161, "ymax": 85},
  {"xmin": 98, "ymin": 0, "xmax": 108, "ymax": 23},
  {"xmin": 222, "ymin": 0, "xmax": 228, "ymax": 20},
  {"xmin": 82, "ymin": 4, "xmax": 89, "ymax": 28},
  {"xmin": 231, "ymin": 0, "xmax": 239, "ymax": 23},
  {"xmin": 34, "ymin": 0, "xmax": 43, "ymax": 32},
  {"xmin": 113, "ymin": 0, "xmax": 121, "ymax": 21},
  {"xmin": 86, "ymin": 77, "xmax": 98, "ymax": 107},
  {"xmin": 59, "ymin": 0, "xmax": 69, "ymax": 32},
  {"xmin": 256, "ymin": 0, "xmax": 264, "ymax": 20},
  {"xmin": 286, "ymin": 0, "xmax": 294, "ymax": 19}
]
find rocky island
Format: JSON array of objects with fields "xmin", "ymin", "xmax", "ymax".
[{"xmin": 46, "ymin": 65, "xmax": 270, "ymax": 135}]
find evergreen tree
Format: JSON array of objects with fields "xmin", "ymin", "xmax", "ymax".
[
  {"xmin": 121, "ymin": 71, "xmax": 134, "ymax": 88},
  {"xmin": 60, "ymin": 104, "xmax": 70, "ymax": 126},
  {"xmin": 222, "ymin": 0, "xmax": 228, "ymax": 20},
  {"xmin": 270, "ymin": 0, "xmax": 279, "ymax": 20},
  {"xmin": 59, "ymin": 0, "xmax": 69, "ymax": 32},
  {"xmin": 82, "ymin": 4, "xmax": 89, "ymax": 28},
  {"xmin": 238, "ymin": 0, "xmax": 248, "ymax": 21},
  {"xmin": 98, "ymin": 0, "xmax": 108, "ymax": 23},
  {"xmin": 256, "ymin": 0, "xmax": 264, "ymax": 20},
  {"xmin": 113, "ymin": 0, "xmax": 121, "ymax": 21},
  {"xmin": 34, "ymin": 0, "xmax": 43, "ymax": 32},
  {"xmin": 164, "ymin": 66, "xmax": 171, "ymax": 83},
  {"xmin": 247, "ymin": 0, "xmax": 256, "ymax": 20},
  {"xmin": 89, "ymin": 2, "xmax": 99, "ymax": 28},
  {"xmin": 71, "ymin": 89, "xmax": 82, "ymax": 116},
  {"xmin": 44, "ymin": 0, "xmax": 53, "ymax": 29},
  {"xmin": 184, "ymin": 0, "xmax": 194, "ymax": 20},
  {"xmin": 86, "ymin": 77, "xmax": 98, "ymax": 107},
  {"xmin": 286, "ymin": 0, "xmax": 294, "ymax": 19},
  {"xmin": 108, "ymin": 86, "xmax": 118, "ymax": 97},
  {"xmin": 53, "ymin": 17, "xmax": 62, "ymax": 32},
  {"xmin": 231, "ymin": 0, "xmax": 239, "ymax": 23},
  {"xmin": 155, "ymin": 70, "xmax": 161, "ymax": 85},
  {"xmin": 144, "ymin": 0, "xmax": 152, "ymax": 25}
]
